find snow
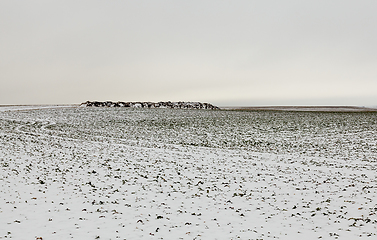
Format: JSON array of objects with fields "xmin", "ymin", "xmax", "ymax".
[
  {"xmin": 0, "ymin": 105, "xmax": 75, "ymax": 112},
  {"xmin": 1, "ymin": 106, "xmax": 376, "ymax": 239},
  {"xmin": 222, "ymin": 106, "xmax": 377, "ymax": 112}
]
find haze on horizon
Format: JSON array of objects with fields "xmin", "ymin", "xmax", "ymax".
[{"xmin": 1, "ymin": 0, "xmax": 377, "ymax": 107}]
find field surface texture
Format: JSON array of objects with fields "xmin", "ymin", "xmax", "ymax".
[{"xmin": 1, "ymin": 106, "xmax": 377, "ymax": 239}]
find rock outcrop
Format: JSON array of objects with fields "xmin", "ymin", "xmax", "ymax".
[{"xmin": 80, "ymin": 101, "xmax": 220, "ymax": 110}]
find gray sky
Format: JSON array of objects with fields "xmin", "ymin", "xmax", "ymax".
[{"xmin": 1, "ymin": 0, "xmax": 377, "ymax": 106}]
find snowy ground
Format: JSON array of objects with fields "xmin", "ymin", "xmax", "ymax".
[{"xmin": 1, "ymin": 107, "xmax": 377, "ymax": 239}]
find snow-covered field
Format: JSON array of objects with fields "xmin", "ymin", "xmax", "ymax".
[{"xmin": 1, "ymin": 106, "xmax": 376, "ymax": 239}]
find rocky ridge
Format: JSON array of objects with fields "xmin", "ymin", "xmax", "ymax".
[{"xmin": 80, "ymin": 101, "xmax": 220, "ymax": 110}]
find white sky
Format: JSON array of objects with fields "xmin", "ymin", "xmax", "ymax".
[{"xmin": 1, "ymin": 0, "xmax": 377, "ymax": 106}]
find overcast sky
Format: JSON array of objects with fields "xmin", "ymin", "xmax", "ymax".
[{"xmin": 1, "ymin": 1, "xmax": 377, "ymax": 106}]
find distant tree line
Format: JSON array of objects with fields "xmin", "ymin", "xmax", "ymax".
[{"xmin": 80, "ymin": 101, "xmax": 220, "ymax": 110}]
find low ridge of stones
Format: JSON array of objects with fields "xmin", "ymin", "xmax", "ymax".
[{"xmin": 80, "ymin": 101, "xmax": 220, "ymax": 110}]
